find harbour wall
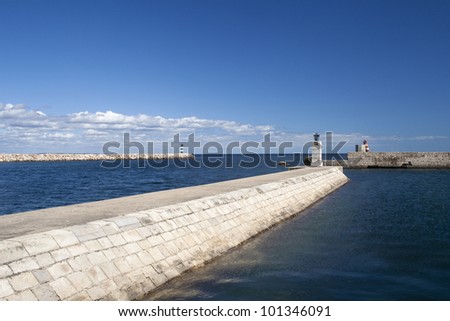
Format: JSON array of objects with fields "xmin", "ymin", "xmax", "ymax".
[
  {"xmin": 0, "ymin": 153, "xmax": 193, "ymax": 162},
  {"xmin": 0, "ymin": 167, "xmax": 348, "ymax": 301},
  {"xmin": 346, "ymin": 152, "xmax": 450, "ymax": 168}
]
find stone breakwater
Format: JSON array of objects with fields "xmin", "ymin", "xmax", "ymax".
[
  {"xmin": 0, "ymin": 153, "xmax": 193, "ymax": 162},
  {"xmin": 0, "ymin": 167, "xmax": 348, "ymax": 301},
  {"xmin": 320, "ymin": 152, "xmax": 450, "ymax": 168},
  {"xmin": 346, "ymin": 152, "xmax": 450, "ymax": 168}
]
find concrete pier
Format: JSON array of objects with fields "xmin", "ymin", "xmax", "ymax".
[{"xmin": 0, "ymin": 167, "xmax": 348, "ymax": 301}]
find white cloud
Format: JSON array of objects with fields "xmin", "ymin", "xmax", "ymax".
[
  {"xmin": 410, "ymin": 135, "xmax": 447, "ymax": 141},
  {"xmin": 0, "ymin": 103, "xmax": 59, "ymax": 129},
  {"xmin": 0, "ymin": 103, "xmax": 46, "ymax": 119},
  {"xmin": 84, "ymin": 129, "xmax": 109, "ymax": 136},
  {"xmin": 68, "ymin": 110, "xmax": 274, "ymax": 134},
  {"xmin": 366, "ymin": 134, "xmax": 448, "ymax": 141},
  {"xmin": 0, "ymin": 103, "xmax": 277, "ymax": 152},
  {"xmin": 1, "ymin": 103, "xmax": 447, "ymax": 153},
  {"xmin": 46, "ymin": 132, "xmax": 76, "ymax": 139}
]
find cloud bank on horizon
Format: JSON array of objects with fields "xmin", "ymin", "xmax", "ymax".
[{"xmin": 0, "ymin": 103, "xmax": 447, "ymax": 153}]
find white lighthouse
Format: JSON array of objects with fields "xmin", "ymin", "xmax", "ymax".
[{"xmin": 311, "ymin": 133, "xmax": 323, "ymax": 167}]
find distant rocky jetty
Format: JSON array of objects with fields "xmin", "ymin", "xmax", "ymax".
[{"xmin": 0, "ymin": 153, "xmax": 194, "ymax": 162}]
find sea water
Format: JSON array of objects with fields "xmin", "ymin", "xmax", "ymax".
[{"xmin": 144, "ymin": 169, "xmax": 450, "ymax": 300}]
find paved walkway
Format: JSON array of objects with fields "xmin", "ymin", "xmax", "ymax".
[{"xmin": 0, "ymin": 167, "xmax": 333, "ymax": 240}]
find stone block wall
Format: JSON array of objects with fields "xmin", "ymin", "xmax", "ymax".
[
  {"xmin": 0, "ymin": 167, "xmax": 348, "ymax": 301},
  {"xmin": 347, "ymin": 152, "xmax": 450, "ymax": 168}
]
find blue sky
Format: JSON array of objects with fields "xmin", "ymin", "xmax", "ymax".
[{"xmin": 1, "ymin": 0, "xmax": 449, "ymax": 153}]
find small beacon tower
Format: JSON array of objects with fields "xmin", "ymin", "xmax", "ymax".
[{"xmin": 311, "ymin": 133, "xmax": 323, "ymax": 167}]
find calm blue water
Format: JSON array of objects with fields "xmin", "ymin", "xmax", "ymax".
[{"xmin": 144, "ymin": 169, "xmax": 450, "ymax": 301}]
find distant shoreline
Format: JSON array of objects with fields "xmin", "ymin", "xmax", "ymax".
[{"xmin": 0, "ymin": 153, "xmax": 194, "ymax": 162}]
